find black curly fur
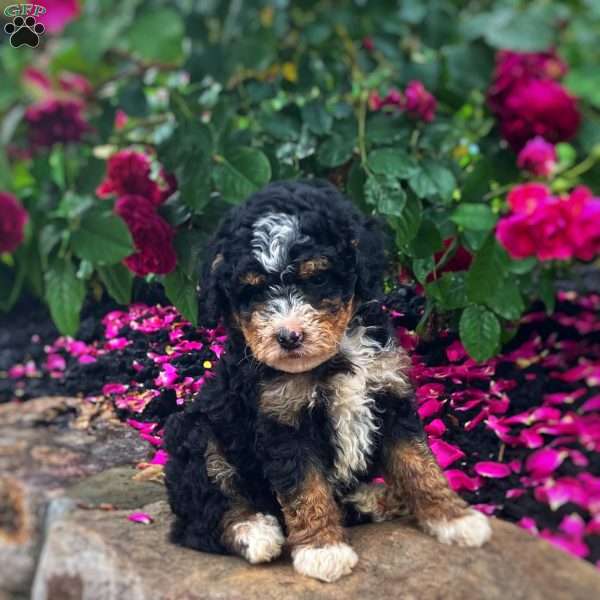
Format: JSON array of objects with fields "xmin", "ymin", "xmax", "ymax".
[{"xmin": 164, "ymin": 180, "xmax": 424, "ymax": 553}]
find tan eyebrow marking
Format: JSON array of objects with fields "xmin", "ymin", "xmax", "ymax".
[
  {"xmin": 240, "ymin": 272, "xmax": 266, "ymax": 286},
  {"xmin": 298, "ymin": 257, "xmax": 331, "ymax": 279}
]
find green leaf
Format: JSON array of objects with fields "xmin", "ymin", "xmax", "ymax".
[
  {"xmin": 301, "ymin": 101, "xmax": 333, "ymax": 135},
  {"xmin": 481, "ymin": 9, "xmax": 555, "ymax": 52},
  {"xmin": 485, "ymin": 277, "xmax": 524, "ymax": 321},
  {"xmin": 427, "ymin": 272, "xmax": 469, "ymax": 310},
  {"xmin": 366, "ymin": 114, "xmax": 411, "ymax": 145},
  {"xmin": 368, "ymin": 148, "xmax": 418, "ymax": 179},
  {"xmin": 408, "ymin": 218, "xmax": 443, "ymax": 258},
  {"xmin": 555, "ymin": 143, "xmax": 576, "ymax": 171},
  {"xmin": 466, "ymin": 236, "xmax": 507, "ymax": 303},
  {"xmin": 409, "ymin": 160, "xmax": 456, "ymax": 201},
  {"xmin": 49, "ymin": 147, "xmax": 66, "ymax": 190},
  {"xmin": 459, "ymin": 305, "xmax": 501, "ymax": 362},
  {"xmin": 98, "ymin": 264, "xmax": 133, "ymax": 305},
  {"xmin": 412, "ymin": 256, "xmax": 434, "ymax": 284},
  {"xmin": 180, "ymin": 159, "xmax": 212, "ymax": 214},
  {"xmin": 507, "ymin": 257, "xmax": 537, "ymax": 274},
  {"xmin": 316, "ymin": 135, "xmax": 354, "ymax": 167},
  {"xmin": 71, "ymin": 211, "xmax": 134, "ymax": 266},
  {"xmin": 565, "ymin": 67, "xmax": 600, "ymax": 108},
  {"xmin": 213, "ymin": 148, "xmax": 272, "ymax": 204},
  {"xmin": 451, "ymin": 204, "xmax": 497, "ymax": 231},
  {"xmin": 391, "ymin": 196, "xmax": 423, "ymax": 248},
  {"xmin": 173, "ymin": 229, "xmax": 206, "ymax": 279},
  {"xmin": 164, "ymin": 268, "xmax": 198, "ymax": 326},
  {"xmin": 45, "ymin": 257, "xmax": 85, "ymax": 336},
  {"xmin": 364, "ymin": 175, "xmax": 406, "ymax": 217},
  {"xmin": 126, "ymin": 8, "xmax": 184, "ymax": 63}
]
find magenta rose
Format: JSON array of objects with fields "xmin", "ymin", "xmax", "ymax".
[
  {"xmin": 567, "ymin": 187, "xmax": 600, "ymax": 261},
  {"xmin": 496, "ymin": 183, "xmax": 592, "ymax": 261},
  {"xmin": 499, "ymin": 79, "xmax": 580, "ymax": 150},
  {"xmin": 36, "ymin": 0, "xmax": 80, "ymax": 34},
  {"xmin": 25, "ymin": 99, "xmax": 90, "ymax": 149},
  {"xmin": 404, "ymin": 80, "xmax": 437, "ymax": 122},
  {"xmin": 517, "ymin": 136, "xmax": 556, "ymax": 177},
  {"xmin": 0, "ymin": 192, "xmax": 28, "ymax": 253},
  {"xmin": 97, "ymin": 150, "xmax": 177, "ymax": 206},
  {"xmin": 506, "ymin": 182, "xmax": 550, "ymax": 214},
  {"xmin": 114, "ymin": 195, "xmax": 177, "ymax": 276}
]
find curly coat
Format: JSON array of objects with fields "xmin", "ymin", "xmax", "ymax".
[{"xmin": 164, "ymin": 181, "xmax": 490, "ymax": 582}]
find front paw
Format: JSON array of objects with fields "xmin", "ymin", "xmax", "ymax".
[
  {"xmin": 232, "ymin": 513, "xmax": 285, "ymax": 564},
  {"xmin": 423, "ymin": 509, "xmax": 492, "ymax": 547},
  {"xmin": 292, "ymin": 542, "xmax": 358, "ymax": 583}
]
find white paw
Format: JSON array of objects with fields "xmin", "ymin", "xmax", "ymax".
[
  {"xmin": 232, "ymin": 513, "xmax": 285, "ymax": 564},
  {"xmin": 424, "ymin": 509, "xmax": 492, "ymax": 547},
  {"xmin": 292, "ymin": 543, "xmax": 358, "ymax": 583}
]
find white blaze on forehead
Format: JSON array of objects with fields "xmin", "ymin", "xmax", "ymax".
[{"xmin": 251, "ymin": 213, "xmax": 307, "ymax": 273}]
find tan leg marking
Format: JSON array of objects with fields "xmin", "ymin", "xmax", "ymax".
[
  {"xmin": 343, "ymin": 482, "xmax": 409, "ymax": 522},
  {"xmin": 279, "ymin": 468, "xmax": 358, "ymax": 583},
  {"xmin": 384, "ymin": 440, "xmax": 491, "ymax": 547},
  {"xmin": 204, "ymin": 439, "xmax": 239, "ymax": 499}
]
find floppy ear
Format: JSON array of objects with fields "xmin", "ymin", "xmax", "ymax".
[
  {"xmin": 197, "ymin": 236, "xmax": 229, "ymax": 328},
  {"xmin": 353, "ymin": 214, "xmax": 388, "ymax": 301}
]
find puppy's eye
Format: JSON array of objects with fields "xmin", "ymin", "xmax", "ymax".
[
  {"xmin": 310, "ymin": 272, "xmax": 329, "ymax": 286},
  {"xmin": 240, "ymin": 272, "xmax": 266, "ymax": 287}
]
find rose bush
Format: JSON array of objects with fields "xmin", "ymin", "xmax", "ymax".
[{"xmin": 0, "ymin": 0, "xmax": 599, "ymax": 357}]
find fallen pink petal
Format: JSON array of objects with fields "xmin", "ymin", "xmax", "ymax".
[
  {"xmin": 128, "ymin": 512, "xmax": 154, "ymax": 525},
  {"xmin": 474, "ymin": 461, "xmax": 512, "ymax": 478}
]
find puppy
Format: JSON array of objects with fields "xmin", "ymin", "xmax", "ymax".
[{"xmin": 164, "ymin": 181, "xmax": 491, "ymax": 582}]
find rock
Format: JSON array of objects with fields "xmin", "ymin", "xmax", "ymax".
[
  {"xmin": 0, "ymin": 397, "xmax": 162, "ymax": 597},
  {"xmin": 32, "ymin": 500, "xmax": 600, "ymax": 600}
]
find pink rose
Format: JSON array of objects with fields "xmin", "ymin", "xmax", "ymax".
[
  {"xmin": 58, "ymin": 72, "xmax": 92, "ymax": 97},
  {"xmin": 25, "ymin": 99, "xmax": 90, "ymax": 149},
  {"xmin": 499, "ymin": 79, "xmax": 580, "ymax": 150},
  {"xmin": 22, "ymin": 67, "xmax": 52, "ymax": 98},
  {"xmin": 0, "ymin": 192, "xmax": 28, "ymax": 253},
  {"xmin": 404, "ymin": 80, "xmax": 437, "ymax": 122},
  {"xmin": 36, "ymin": 0, "xmax": 80, "ymax": 34},
  {"xmin": 517, "ymin": 137, "xmax": 556, "ymax": 177},
  {"xmin": 97, "ymin": 150, "xmax": 176, "ymax": 206},
  {"xmin": 114, "ymin": 110, "xmax": 129, "ymax": 130},
  {"xmin": 115, "ymin": 195, "xmax": 177, "ymax": 276}
]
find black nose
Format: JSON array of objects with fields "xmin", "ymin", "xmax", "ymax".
[{"xmin": 277, "ymin": 328, "xmax": 304, "ymax": 350}]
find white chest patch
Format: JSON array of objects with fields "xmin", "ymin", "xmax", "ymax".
[{"xmin": 326, "ymin": 327, "xmax": 411, "ymax": 484}]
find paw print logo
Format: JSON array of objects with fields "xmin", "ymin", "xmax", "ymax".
[{"xmin": 4, "ymin": 15, "xmax": 45, "ymax": 48}]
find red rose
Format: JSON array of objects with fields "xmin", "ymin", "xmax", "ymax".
[
  {"xmin": 25, "ymin": 99, "xmax": 90, "ymax": 149},
  {"xmin": 499, "ymin": 79, "xmax": 580, "ymax": 150},
  {"xmin": 517, "ymin": 136, "xmax": 557, "ymax": 177},
  {"xmin": 488, "ymin": 50, "xmax": 567, "ymax": 114},
  {"xmin": 427, "ymin": 238, "xmax": 472, "ymax": 281},
  {"xmin": 0, "ymin": 192, "xmax": 28, "ymax": 253},
  {"xmin": 404, "ymin": 80, "xmax": 437, "ymax": 122},
  {"xmin": 115, "ymin": 195, "xmax": 177, "ymax": 276},
  {"xmin": 97, "ymin": 150, "xmax": 176, "ymax": 206}
]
